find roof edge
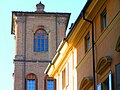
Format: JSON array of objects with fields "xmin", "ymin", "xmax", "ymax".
[
  {"xmin": 66, "ymin": 0, "xmax": 92, "ymax": 39},
  {"xmin": 11, "ymin": 11, "xmax": 71, "ymax": 35}
]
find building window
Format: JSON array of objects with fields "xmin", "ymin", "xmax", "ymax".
[
  {"xmin": 45, "ymin": 77, "xmax": 56, "ymax": 90},
  {"xmin": 85, "ymin": 32, "xmax": 90, "ymax": 52},
  {"xmin": 47, "ymin": 80, "xmax": 54, "ymax": 90},
  {"xmin": 102, "ymin": 77, "xmax": 109, "ymax": 90},
  {"xmin": 101, "ymin": 8, "xmax": 107, "ymax": 31},
  {"xmin": 66, "ymin": 63, "xmax": 69, "ymax": 86},
  {"xmin": 97, "ymin": 71, "xmax": 113, "ymax": 90},
  {"xmin": 97, "ymin": 83, "xmax": 102, "ymax": 90},
  {"xmin": 26, "ymin": 73, "xmax": 37, "ymax": 90},
  {"xmin": 115, "ymin": 36, "xmax": 120, "ymax": 52},
  {"xmin": 27, "ymin": 80, "xmax": 35, "ymax": 90},
  {"xmin": 62, "ymin": 68, "xmax": 66, "ymax": 89},
  {"xmin": 34, "ymin": 29, "xmax": 48, "ymax": 52},
  {"xmin": 116, "ymin": 63, "xmax": 120, "ymax": 90}
]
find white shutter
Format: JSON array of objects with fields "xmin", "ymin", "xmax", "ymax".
[
  {"xmin": 97, "ymin": 83, "xmax": 102, "ymax": 90},
  {"xmin": 108, "ymin": 71, "xmax": 112, "ymax": 90}
]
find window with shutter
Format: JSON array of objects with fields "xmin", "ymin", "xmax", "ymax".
[
  {"xmin": 97, "ymin": 83, "xmax": 102, "ymax": 90},
  {"xmin": 108, "ymin": 71, "xmax": 113, "ymax": 90},
  {"xmin": 97, "ymin": 71, "xmax": 113, "ymax": 90},
  {"xmin": 116, "ymin": 63, "xmax": 120, "ymax": 90}
]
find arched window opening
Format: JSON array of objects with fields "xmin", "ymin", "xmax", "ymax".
[
  {"xmin": 34, "ymin": 29, "xmax": 48, "ymax": 52},
  {"xmin": 26, "ymin": 73, "xmax": 37, "ymax": 90},
  {"xmin": 44, "ymin": 75, "xmax": 56, "ymax": 90}
]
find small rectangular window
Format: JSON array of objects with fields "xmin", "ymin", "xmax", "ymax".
[
  {"xmin": 108, "ymin": 71, "xmax": 113, "ymax": 90},
  {"xmin": 97, "ymin": 71, "xmax": 113, "ymax": 90},
  {"xmin": 27, "ymin": 80, "xmax": 35, "ymax": 90},
  {"xmin": 66, "ymin": 63, "xmax": 69, "ymax": 86},
  {"xmin": 47, "ymin": 80, "xmax": 54, "ymax": 90},
  {"xmin": 45, "ymin": 77, "xmax": 56, "ymax": 90},
  {"xmin": 85, "ymin": 32, "xmax": 90, "ymax": 52},
  {"xmin": 34, "ymin": 30, "xmax": 48, "ymax": 52},
  {"xmin": 116, "ymin": 63, "xmax": 120, "ymax": 90},
  {"xmin": 62, "ymin": 68, "xmax": 66, "ymax": 89},
  {"xmin": 97, "ymin": 83, "xmax": 102, "ymax": 90},
  {"xmin": 101, "ymin": 8, "xmax": 107, "ymax": 31}
]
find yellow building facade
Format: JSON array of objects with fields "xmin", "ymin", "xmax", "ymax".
[{"xmin": 45, "ymin": 0, "xmax": 120, "ymax": 90}]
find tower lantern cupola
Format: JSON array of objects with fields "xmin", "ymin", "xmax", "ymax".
[{"xmin": 36, "ymin": 1, "xmax": 45, "ymax": 12}]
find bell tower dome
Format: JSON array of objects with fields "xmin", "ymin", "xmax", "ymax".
[{"xmin": 36, "ymin": 1, "xmax": 45, "ymax": 12}]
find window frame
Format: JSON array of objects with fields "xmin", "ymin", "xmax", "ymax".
[
  {"xmin": 27, "ymin": 79, "xmax": 36, "ymax": 90},
  {"xmin": 33, "ymin": 29, "xmax": 48, "ymax": 52},
  {"xmin": 85, "ymin": 32, "xmax": 90, "ymax": 53},
  {"xmin": 97, "ymin": 83, "xmax": 102, "ymax": 90},
  {"xmin": 45, "ymin": 77, "xmax": 56, "ymax": 90},
  {"xmin": 62, "ymin": 68, "xmax": 66, "ymax": 89},
  {"xmin": 101, "ymin": 8, "xmax": 107, "ymax": 31},
  {"xmin": 97, "ymin": 71, "xmax": 113, "ymax": 90},
  {"xmin": 26, "ymin": 73, "xmax": 37, "ymax": 90},
  {"xmin": 116, "ymin": 63, "xmax": 120, "ymax": 90},
  {"xmin": 115, "ymin": 36, "xmax": 120, "ymax": 52}
]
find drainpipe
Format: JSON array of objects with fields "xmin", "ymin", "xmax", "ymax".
[
  {"xmin": 81, "ymin": 12, "xmax": 96, "ymax": 90},
  {"xmin": 23, "ymin": 15, "xmax": 27, "ymax": 90},
  {"xmin": 56, "ymin": 13, "xmax": 58, "ymax": 50}
]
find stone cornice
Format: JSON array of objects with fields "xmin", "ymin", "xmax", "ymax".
[
  {"xmin": 80, "ymin": 76, "xmax": 93, "ymax": 90},
  {"xmin": 96, "ymin": 56, "xmax": 112, "ymax": 75}
]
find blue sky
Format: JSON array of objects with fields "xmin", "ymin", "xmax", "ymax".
[{"xmin": 0, "ymin": 0, "xmax": 87, "ymax": 90}]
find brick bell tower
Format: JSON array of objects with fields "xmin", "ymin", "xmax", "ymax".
[{"xmin": 11, "ymin": 1, "xmax": 70, "ymax": 90}]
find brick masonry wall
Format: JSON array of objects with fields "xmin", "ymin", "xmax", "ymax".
[{"xmin": 13, "ymin": 14, "xmax": 69, "ymax": 90}]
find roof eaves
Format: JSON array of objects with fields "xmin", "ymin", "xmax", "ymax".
[
  {"xmin": 11, "ymin": 12, "xmax": 15, "ymax": 34},
  {"xmin": 65, "ymin": 13, "xmax": 71, "ymax": 30},
  {"xmin": 66, "ymin": 0, "xmax": 92, "ymax": 39},
  {"xmin": 11, "ymin": 11, "xmax": 71, "ymax": 35},
  {"xmin": 12, "ymin": 11, "xmax": 71, "ymax": 15},
  {"xmin": 44, "ymin": 39, "xmax": 66, "ymax": 74}
]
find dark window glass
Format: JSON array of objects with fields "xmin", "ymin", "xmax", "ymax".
[
  {"xmin": 101, "ymin": 8, "xmax": 107, "ymax": 31},
  {"xmin": 97, "ymin": 71, "xmax": 113, "ymax": 90},
  {"xmin": 116, "ymin": 63, "xmax": 120, "ymax": 90},
  {"xmin": 34, "ymin": 30, "xmax": 48, "ymax": 52},
  {"xmin": 102, "ymin": 77, "xmax": 109, "ymax": 90},
  {"xmin": 85, "ymin": 32, "xmax": 90, "ymax": 52}
]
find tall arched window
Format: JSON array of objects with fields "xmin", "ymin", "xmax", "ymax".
[
  {"xmin": 26, "ymin": 73, "xmax": 37, "ymax": 90},
  {"xmin": 34, "ymin": 29, "xmax": 48, "ymax": 52}
]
